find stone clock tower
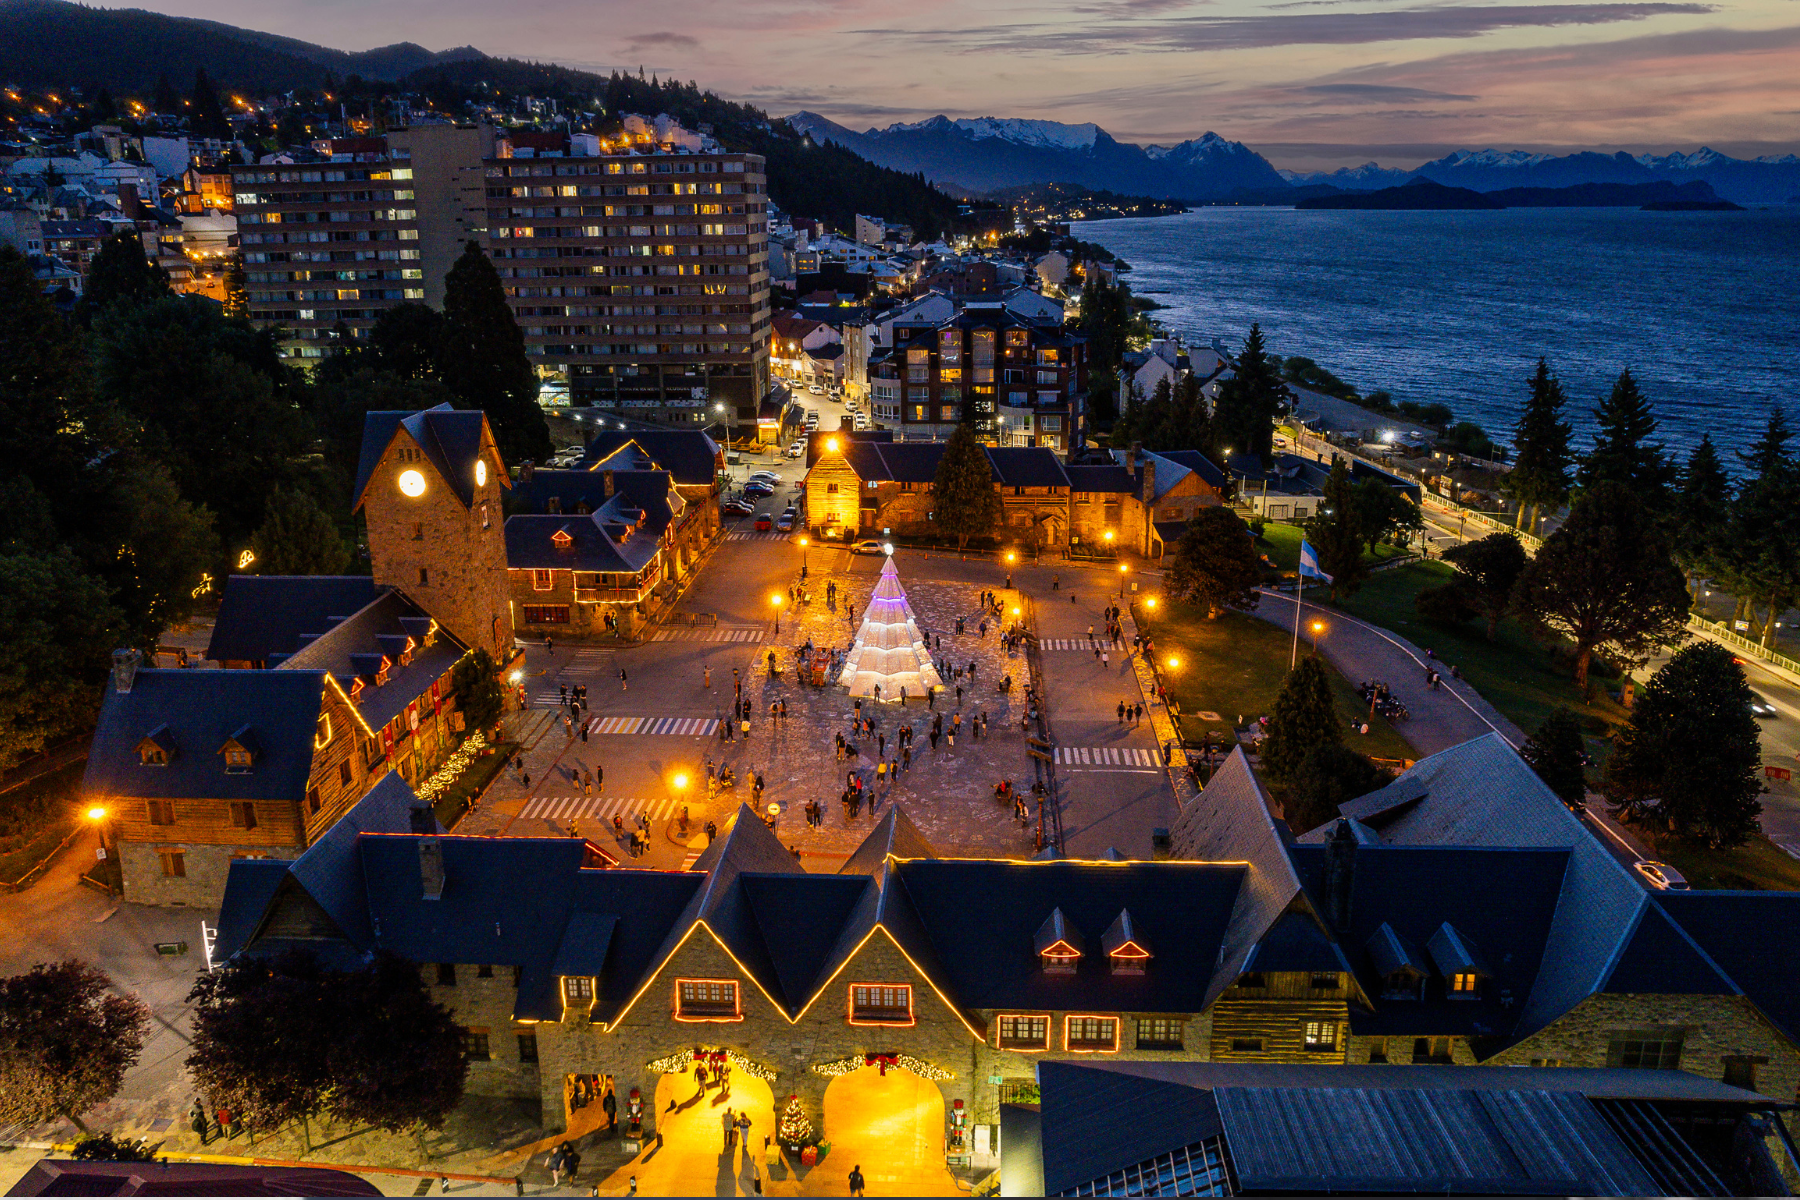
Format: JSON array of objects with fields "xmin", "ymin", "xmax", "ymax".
[{"xmin": 353, "ymin": 404, "xmax": 514, "ymax": 660}]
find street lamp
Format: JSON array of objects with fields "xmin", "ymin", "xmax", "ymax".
[
  {"xmin": 1310, "ymin": 619, "xmax": 1326, "ymax": 656},
  {"xmin": 86, "ymin": 805, "xmax": 108, "ymax": 861},
  {"xmin": 798, "ymin": 535, "xmax": 810, "ymax": 573},
  {"xmin": 1118, "ymin": 562, "xmax": 1129, "ymax": 597},
  {"xmin": 1166, "ymin": 655, "xmax": 1182, "ymax": 671},
  {"xmin": 771, "ymin": 592, "xmax": 784, "ymax": 634}
]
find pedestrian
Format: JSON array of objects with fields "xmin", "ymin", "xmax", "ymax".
[
  {"xmin": 704, "ymin": 665, "xmax": 712, "ymax": 688},
  {"xmin": 620, "ymin": 667, "xmax": 629, "ymax": 691},
  {"xmin": 928, "ymin": 686, "xmax": 937, "ymax": 710},
  {"xmin": 581, "ymin": 772, "xmax": 591, "ymax": 797},
  {"xmin": 603, "ymin": 1082, "xmax": 618, "ymax": 1134},
  {"xmin": 1102, "ymin": 650, "xmax": 1110, "ymax": 668},
  {"xmin": 546, "ymin": 635, "xmax": 555, "ymax": 655},
  {"xmin": 878, "ymin": 732, "xmax": 886, "ymax": 758},
  {"xmin": 1134, "ymin": 703, "xmax": 1144, "ymax": 725},
  {"xmin": 579, "ymin": 718, "xmax": 589, "ymax": 743},
  {"xmin": 1118, "ymin": 700, "xmax": 1126, "ymax": 724},
  {"xmin": 956, "ymin": 684, "xmax": 963, "ymax": 706},
  {"xmin": 849, "ymin": 1164, "xmax": 867, "ymax": 1196},
  {"xmin": 902, "ymin": 744, "xmax": 911, "ymax": 771},
  {"xmin": 724, "ymin": 1106, "xmax": 737, "ymax": 1148},
  {"xmin": 560, "ymin": 684, "xmax": 568, "ymax": 702},
  {"xmin": 1052, "ymin": 574, "xmax": 1060, "ymax": 590},
  {"xmin": 188, "ymin": 1098, "xmax": 210, "ymax": 1144}
]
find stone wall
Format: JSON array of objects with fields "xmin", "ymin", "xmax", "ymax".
[
  {"xmin": 423, "ymin": 963, "xmax": 544, "ymax": 1107},
  {"xmin": 119, "ymin": 839, "xmax": 302, "ymax": 908}
]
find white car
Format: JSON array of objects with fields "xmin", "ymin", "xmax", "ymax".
[
  {"xmin": 1634, "ymin": 860, "xmax": 1689, "ymax": 891},
  {"xmin": 807, "ymin": 383, "xmax": 824, "ymax": 395},
  {"xmin": 853, "ymin": 416, "xmax": 871, "ymax": 431},
  {"xmin": 788, "ymin": 441, "xmax": 806, "ymax": 458},
  {"xmin": 843, "ymin": 400, "xmax": 859, "ymax": 413}
]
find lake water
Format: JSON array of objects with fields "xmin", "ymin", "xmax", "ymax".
[{"xmin": 1075, "ymin": 206, "xmax": 1800, "ymax": 465}]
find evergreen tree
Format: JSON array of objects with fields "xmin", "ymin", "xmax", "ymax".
[
  {"xmin": 222, "ymin": 252, "xmax": 247, "ymax": 320},
  {"xmin": 1605, "ymin": 642, "xmax": 1763, "ymax": 848},
  {"xmin": 367, "ymin": 301, "xmax": 446, "ymax": 381},
  {"xmin": 1210, "ymin": 324, "xmax": 1290, "ymax": 463},
  {"xmin": 1284, "ymin": 743, "xmax": 1389, "ymax": 835},
  {"xmin": 450, "ymin": 648, "xmax": 504, "ymax": 736},
  {"xmin": 152, "ymin": 74, "xmax": 181, "ymax": 115},
  {"xmin": 1439, "ymin": 532, "xmax": 1528, "ymax": 641},
  {"xmin": 77, "ymin": 231, "xmax": 171, "ymax": 319},
  {"xmin": 1575, "ymin": 368, "xmax": 1671, "ymax": 505},
  {"xmin": 0, "ymin": 961, "xmax": 150, "ymax": 1136},
  {"xmin": 1513, "ymin": 481, "xmax": 1691, "ymax": 695},
  {"xmin": 1521, "ymin": 708, "xmax": 1589, "ymax": 807},
  {"xmin": 1352, "ymin": 477, "xmax": 1423, "ymax": 554},
  {"xmin": 1165, "ymin": 507, "xmax": 1260, "ymax": 618},
  {"xmin": 1302, "ymin": 459, "xmax": 1368, "ymax": 601},
  {"xmin": 0, "ymin": 548, "xmax": 128, "ymax": 769},
  {"xmin": 438, "ymin": 243, "xmax": 552, "ymax": 466},
  {"xmin": 1259, "ymin": 656, "xmax": 1342, "ymax": 783},
  {"xmin": 1074, "ymin": 276, "xmax": 1132, "ymax": 426},
  {"xmin": 1718, "ymin": 408, "xmax": 1800, "ymax": 647},
  {"xmin": 1498, "ymin": 359, "xmax": 1573, "ymax": 534},
  {"xmin": 251, "ymin": 487, "xmax": 349, "ymax": 576},
  {"xmin": 189, "ymin": 68, "xmax": 231, "ymax": 141},
  {"xmin": 929, "ymin": 421, "xmax": 1002, "ymax": 551},
  {"xmin": 1672, "ymin": 434, "xmax": 1731, "ymax": 591},
  {"xmin": 777, "ymin": 1094, "xmax": 815, "ymax": 1147}
]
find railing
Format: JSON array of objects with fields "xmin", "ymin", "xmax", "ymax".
[{"xmin": 1689, "ymin": 615, "xmax": 1800, "ymax": 679}]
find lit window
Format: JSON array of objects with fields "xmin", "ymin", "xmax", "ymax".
[
  {"xmin": 533, "ymin": 569, "xmax": 555, "ymax": 591},
  {"xmin": 676, "ymin": 979, "xmax": 740, "ymax": 1020},
  {"xmin": 563, "ymin": 976, "xmax": 594, "ymax": 1005},
  {"xmin": 315, "ymin": 712, "xmax": 332, "ymax": 748},
  {"xmin": 1303, "ymin": 1021, "xmax": 1338, "ymax": 1052},
  {"xmin": 1066, "ymin": 1016, "xmax": 1119, "ymax": 1052},
  {"xmin": 997, "ymin": 1015, "xmax": 1049, "ymax": 1050},
  {"xmin": 1450, "ymin": 972, "xmax": 1479, "ymax": 994},
  {"xmin": 1135, "ymin": 1018, "xmax": 1183, "ymax": 1050},
  {"xmin": 849, "ymin": 984, "xmax": 912, "ymax": 1024}
]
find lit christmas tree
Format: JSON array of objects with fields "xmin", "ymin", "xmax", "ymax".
[
  {"xmin": 839, "ymin": 552, "xmax": 945, "ymax": 701},
  {"xmin": 778, "ymin": 1094, "xmax": 814, "ymax": 1146}
]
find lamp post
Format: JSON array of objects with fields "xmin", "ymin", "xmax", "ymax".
[
  {"xmin": 1310, "ymin": 618, "xmax": 1326, "ymax": 657},
  {"xmin": 86, "ymin": 805, "xmax": 109, "ymax": 862},
  {"xmin": 771, "ymin": 592, "xmax": 784, "ymax": 634},
  {"xmin": 1118, "ymin": 562, "xmax": 1129, "ymax": 598},
  {"xmin": 798, "ymin": 536, "xmax": 809, "ymax": 575}
]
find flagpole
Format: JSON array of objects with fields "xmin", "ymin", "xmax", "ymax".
[{"xmin": 1291, "ymin": 576, "xmax": 1303, "ymax": 669}]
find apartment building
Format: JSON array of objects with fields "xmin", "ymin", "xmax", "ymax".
[
  {"xmin": 234, "ymin": 126, "xmax": 493, "ymax": 359},
  {"xmin": 482, "ymin": 136, "xmax": 771, "ymax": 426}
]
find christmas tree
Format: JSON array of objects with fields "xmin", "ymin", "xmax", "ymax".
[
  {"xmin": 778, "ymin": 1094, "xmax": 814, "ymax": 1146},
  {"xmin": 838, "ymin": 552, "xmax": 945, "ymax": 701}
]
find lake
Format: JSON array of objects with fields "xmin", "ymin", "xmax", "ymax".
[{"xmin": 1075, "ymin": 206, "xmax": 1800, "ymax": 465}]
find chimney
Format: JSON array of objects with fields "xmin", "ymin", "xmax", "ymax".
[
  {"xmin": 1142, "ymin": 458, "xmax": 1155, "ymax": 510},
  {"xmin": 546, "ymin": 495, "xmax": 562, "ymax": 515},
  {"xmin": 111, "ymin": 648, "xmax": 142, "ymax": 694},
  {"xmin": 1127, "ymin": 441, "xmax": 1141, "ymax": 474},
  {"xmin": 520, "ymin": 461, "xmax": 535, "ymax": 484},
  {"xmin": 419, "ymin": 839, "xmax": 445, "ymax": 900},
  {"xmin": 1323, "ymin": 820, "xmax": 1357, "ymax": 931},
  {"xmin": 408, "ymin": 806, "xmax": 435, "ymax": 836},
  {"xmin": 603, "ymin": 470, "xmax": 615, "ymax": 499}
]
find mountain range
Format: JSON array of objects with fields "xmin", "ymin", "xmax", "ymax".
[
  {"xmin": 792, "ymin": 112, "xmax": 1800, "ymax": 205},
  {"xmin": 785, "ymin": 112, "xmax": 1288, "ymax": 201}
]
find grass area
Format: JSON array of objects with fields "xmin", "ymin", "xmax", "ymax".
[
  {"xmin": 1652, "ymin": 834, "xmax": 1800, "ymax": 891},
  {"xmin": 0, "ymin": 762, "xmax": 82, "ymax": 886},
  {"xmin": 433, "ymin": 739, "xmax": 520, "ymax": 831},
  {"xmin": 1137, "ymin": 602, "xmax": 1415, "ymax": 763},
  {"xmin": 1257, "ymin": 522, "xmax": 1410, "ymax": 577},
  {"xmin": 1325, "ymin": 560, "xmax": 1627, "ymax": 746}
]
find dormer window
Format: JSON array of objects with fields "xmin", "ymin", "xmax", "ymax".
[
  {"xmin": 1366, "ymin": 922, "xmax": 1428, "ymax": 1001},
  {"xmin": 1034, "ymin": 907, "xmax": 1084, "ymax": 974},
  {"xmin": 375, "ymin": 657, "xmax": 391, "ymax": 686},
  {"xmin": 315, "ymin": 712, "xmax": 332, "ymax": 749},
  {"xmin": 401, "ymin": 638, "xmax": 415, "ymax": 666},
  {"xmin": 350, "ymin": 679, "xmax": 365, "ymax": 705},
  {"xmin": 1427, "ymin": 922, "xmax": 1491, "ymax": 1002},
  {"xmin": 223, "ymin": 747, "xmax": 253, "ymax": 771},
  {"xmin": 1450, "ymin": 972, "xmax": 1479, "ymax": 994},
  {"xmin": 136, "ymin": 725, "xmax": 177, "ymax": 766},
  {"xmin": 551, "ymin": 528, "xmax": 574, "ymax": 548},
  {"xmin": 1102, "ymin": 909, "xmax": 1151, "ymax": 976},
  {"xmin": 218, "ymin": 726, "xmax": 260, "ymax": 774}
]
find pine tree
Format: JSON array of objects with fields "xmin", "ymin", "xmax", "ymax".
[
  {"xmin": 1521, "ymin": 708, "xmax": 1588, "ymax": 807},
  {"xmin": 1285, "ymin": 743, "xmax": 1389, "ymax": 835},
  {"xmin": 1210, "ymin": 324, "xmax": 1290, "ymax": 464},
  {"xmin": 1302, "ymin": 459, "xmax": 1368, "ymax": 601},
  {"xmin": 450, "ymin": 648, "xmax": 504, "ymax": 736},
  {"xmin": 777, "ymin": 1094, "xmax": 814, "ymax": 1146},
  {"xmin": 930, "ymin": 421, "xmax": 1001, "ymax": 551},
  {"xmin": 438, "ymin": 242, "xmax": 551, "ymax": 466},
  {"xmin": 222, "ymin": 252, "xmax": 248, "ymax": 320},
  {"xmin": 77, "ymin": 231, "xmax": 171, "ymax": 319},
  {"xmin": 1672, "ymin": 435, "xmax": 1731, "ymax": 598},
  {"xmin": 251, "ymin": 487, "xmax": 349, "ymax": 576},
  {"xmin": 1259, "ymin": 656, "xmax": 1342, "ymax": 783},
  {"xmin": 189, "ymin": 69, "xmax": 231, "ymax": 141},
  {"xmin": 1499, "ymin": 359, "xmax": 1573, "ymax": 534},
  {"xmin": 1440, "ymin": 532, "xmax": 1528, "ymax": 641},
  {"xmin": 1717, "ymin": 407, "xmax": 1800, "ymax": 646},
  {"xmin": 1513, "ymin": 481, "xmax": 1691, "ymax": 695},
  {"xmin": 1605, "ymin": 642, "xmax": 1763, "ymax": 848},
  {"xmin": 1575, "ymin": 368, "xmax": 1671, "ymax": 505},
  {"xmin": 152, "ymin": 74, "xmax": 181, "ymax": 116},
  {"xmin": 1165, "ymin": 507, "xmax": 1260, "ymax": 618}
]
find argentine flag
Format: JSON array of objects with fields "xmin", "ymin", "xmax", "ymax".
[{"xmin": 1299, "ymin": 539, "xmax": 1334, "ymax": 583}]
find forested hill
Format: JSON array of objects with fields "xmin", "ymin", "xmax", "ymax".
[{"xmin": 1, "ymin": 0, "xmax": 966, "ymax": 237}]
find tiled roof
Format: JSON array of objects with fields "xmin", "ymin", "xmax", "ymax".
[
  {"xmin": 83, "ymin": 668, "xmax": 327, "ymax": 803},
  {"xmin": 206, "ymin": 576, "xmax": 381, "ymax": 665}
]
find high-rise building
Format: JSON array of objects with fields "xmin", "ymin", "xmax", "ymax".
[
  {"xmin": 482, "ymin": 134, "xmax": 770, "ymax": 428},
  {"xmin": 234, "ymin": 128, "xmax": 496, "ymax": 359}
]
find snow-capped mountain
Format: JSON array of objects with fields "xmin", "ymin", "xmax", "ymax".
[
  {"xmin": 784, "ymin": 112, "xmax": 1286, "ymax": 201},
  {"xmin": 1279, "ymin": 162, "xmax": 1413, "ymax": 190},
  {"xmin": 1410, "ymin": 147, "xmax": 1800, "ymax": 201}
]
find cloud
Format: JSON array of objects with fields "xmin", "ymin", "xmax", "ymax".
[
  {"xmin": 1300, "ymin": 83, "xmax": 1478, "ymax": 100},
  {"xmin": 855, "ymin": 3, "xmax": 1717, "ymax": 53},
  {"xmin": 622, "ymin": 32, "xmax": 699, "ymax": 51}
]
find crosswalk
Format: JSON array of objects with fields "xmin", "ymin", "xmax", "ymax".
[
  {"xmin": 585, "ymin": 715, "xmax": 719, "ymax": 736},
  {"xmin": 651, "ymin": 627, "xmax": 764, "ymax": 643},
  {"xmin": 726, "ymin": 531, "xmax": 793, "ymax": 541},
  {"xmin": 1040, "ymin": 638, "xmax": 1124, "ymax": 652},
  {"xmin": 1055, "ymin": 746, "xmax": 1159, "ymax": 769},
  {"xmin": 520, "ymin": 794, "xmax": 693, "ymax": 821}
]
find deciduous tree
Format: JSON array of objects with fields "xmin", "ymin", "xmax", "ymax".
[
  {"xmin": 1499, "ymin": 359, "xmax": 1573, "ymax": 534},
  {"xmin": 186, "ymin": 950, "xmax": 337, "ymax": 1138},
  {"xmin": 1260, "ymin": 656, "xmax": 1342, "ymax": 783},
  {"xmin": 325, "ymin": 953, "xmax": 467, "ymax": 1134},
  {"xmin": 0, "ymin": 961, "xmax": 150, "ymax": 1135},
  {"xmin": 438, "ymin": 243, "xmax": 551, "ymax": 466},
  {"xmin": 450, "ymin": 648, "xmax": 504, "ymax": 736},
  {"xmin": 1521, "ymin": 708, "xmax": 1589, "ymax": 808},
  {"xmin": 1512, "ymin": 481, "xmax": 1690, "ymax": 695},
  {"xmin": 76, "ymin": 231, "xmax": 171, "ymax": 320},
  {"xmin": 1605, "ymin": 642, "xmax": 1763, "ymax": 848},
  {"xmin": 1165, "ymin": 507, "xmax": 1260, "ymax": 618},
  {"xmin": 1440, "ymin": 532, "xmax": 1528, "ymax": 640},
  {"xmin": 929, "ymin": 422, "xmax": 1001, "ymax": 551},
  {"xmin": 1302, "ymin": 459, "xmax": 1368, "ymax": 601},
  {"xmin": 1352, "ymin": 477, "xmax": 1423, "ymax": 555}
]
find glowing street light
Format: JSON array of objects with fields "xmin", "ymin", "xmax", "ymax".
[
  {"xmin": 1118, "ymin": 562, "xmax": 1130, "ymax": 597},
  {"xmin": 87, "ymin": 805, "xmax": 109, "ymax": 861},
  {"xmin": 771, "ymin": 591, "xmax": 784, "ymax": 633},
  {"xmin": 798, "ymin": 535, "xmax": 810, "ymax": 572},
  {"xmin": 1166, "ymin": 656, "xmax": 1182, "ymax": 671},
  {"xmin": 1310, "ymin": 618, "xmax": 1326, "ymax": 656}
]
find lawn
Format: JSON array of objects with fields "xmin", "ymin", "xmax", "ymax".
[
  {"xmin": 1136, "ymin": 601, "xmax": 1415, "ymax": 764},
  {"xmin": 0, "ymin": 762, "xmax": 82, "ymax": 887},
  {"xmin": 1257, "ymin": 522, "xmax": 1411, "ymax": 577},
  {"xmin": 433, "ymin": 738, "xmax": 519, "ymax": 831},
  {"xmin": 1652, "ymin": 834, "xmax": 1800, "ymax": 892}
]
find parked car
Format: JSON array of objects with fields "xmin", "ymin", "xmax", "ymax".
[
  {"xmin": 722, "ymin": 498, "xmax": 756, "ymax": 516},
  {"xmin": 776, "ymin": 512, "xmax": 796, "ymax": 531},
  {"xmin": 807, "ymin": 383, "xmax": 824, "ymax": 395},
  {"xmin": 844, "ymin": 400, "xmax": 859, "ymax": 413},
  {"xmin": 754, "ymin": 514, "xmax": 773, "ymax": 531},
  {"xmin": 851, "ymin": 539, "xmax": 887, "ymax": 555},
  {"xmin": 747, "ymin": 470, "xmax": 780, "ymax": 481},
  {"xmin": 1634, "ymin": 860, "xmax": 1689, "ymax": 891},
  {"xmin": 853, "ymin": 416, "xmax": 871, "ymax": 431},
  {"xmin": 744, "ymin": 482, "xmax": 775, "ymax": 498},
  {"xmin": 788, "ymin": 441, "xmax": 807, "ymax": 458}
]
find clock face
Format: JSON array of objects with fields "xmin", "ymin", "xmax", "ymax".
[
  {"xmin": 398, "ymin": 469, "xmax": 426, "ymax": 497},
  {"xmin": 475, "ymin": 459, "xmax": 488, "ymax": 487}
]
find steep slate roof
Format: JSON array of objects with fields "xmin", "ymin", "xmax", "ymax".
[
  {"xmin": 512, "ymin": 467, "xmax": 683, "ymax": 521},
  {"xmin": 1156, "ymin": 450, "xmax": 1228, "ymax": 490},
  {"xmin": 1599, "ymin": 901, "xmax": 1738, "ymax": 999},
  {"xmin": 823, "ymin": 441, "xmax": 1067, "ymax": 489},
  {"xmin": 987, "ymin": 447, "xmax": 1071, "ymax": 488},
  {"xmin": 1065, "ymin": 464, "xmax": 1136, "ymax": 494},
  {"xmin": 283, "ymin": 773, "xmax": 439, "ymax": 951},
  {"xmin": 206, "ymin": 576, "xmax": 381, "ymax": 664},
  {"xmin": 579, "ymin": 431, "xmax": 722, "ymax": 486},
  {"xmin": 1301, "ymin": 733, "xmax": 1651, "ymax": 1045},
  {"xmin": 1167, "ymin": 748, "xmax": 1315, "ymax": 1006},
  {"xmin": 839, "ymin": 805, "xmax": 936, "ymax": 877},
  {"xmin": 278, "ymin": 590, "xmax": 466, "ymax": 730},
  {"xmin": 352, "ymin": 404, "xmax": 500, "ymax": 511},
  {"xmin": 504, "ymin": 474, "xmax": 676, "ymax": 574},
  {"xmin": 1658, "ymin": 892, "xmax": 1800, "ymax": 1046},
  {"xmin": 83, "ymin": 668, "xmax": 327, "ymax": 803}
]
